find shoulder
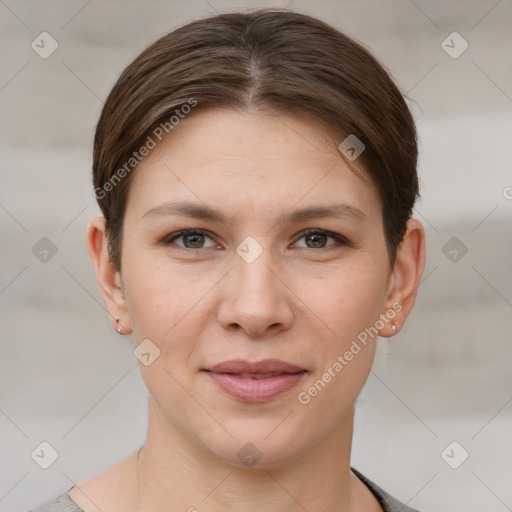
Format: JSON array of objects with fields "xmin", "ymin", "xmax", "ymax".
[
  {"xmin": 25, "ymin": 486, "xmax": 84, "ymax": 512},
  {"xmin": 26, "ymin": 451, "xmax": 139, "ymax": 512},
  {"xmin": 351, "ymin": 467, "xmax": 422, "ymax": 512}
]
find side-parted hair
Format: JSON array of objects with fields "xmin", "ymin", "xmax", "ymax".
[{"xmin": 92, "ymin": 8, "xmax": 419, "ymax": 271}]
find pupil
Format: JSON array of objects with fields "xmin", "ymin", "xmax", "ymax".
[
  {"xmin": 185, "ymin": 234, "xmax": 203, "ymax": 248},
  {"xmin": 308, "ymin": 233, "xmax": 325, "ymax": 248}
]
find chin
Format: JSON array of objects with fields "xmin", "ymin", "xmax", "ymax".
[{"xmin": 198, "ymin": 421, "xmax": 312, "ymax": 471}]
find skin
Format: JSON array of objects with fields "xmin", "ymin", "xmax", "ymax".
[{"xmin": 79, "ymin": 108, "xmax": 425, "ymax": 512}]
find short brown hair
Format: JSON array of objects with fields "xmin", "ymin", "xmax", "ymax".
[{"xmin": 92, "ymin": 8, "xmax": 419, "ymax": 271}]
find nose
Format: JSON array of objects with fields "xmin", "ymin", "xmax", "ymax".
[{"xmin": 217, "ymin": 244, "xmax": 294, "ymax": 337}]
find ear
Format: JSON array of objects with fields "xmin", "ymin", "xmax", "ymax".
[
  {"xmin": 86, "ymin": 216, "xmax": 132, "ymax": 335},
  {"xmin": 379, "ymin": 218, "xmax": 426, "ymax": 338}
]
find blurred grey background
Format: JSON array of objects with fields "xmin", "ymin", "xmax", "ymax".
[{"xmin": 1, "ymin": 1, "xmax": 511, "ymax": 511}]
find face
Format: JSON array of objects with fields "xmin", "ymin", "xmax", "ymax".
[{"xmin": 119, "ymin": 108, "xmax": 395, "ymax": 468}]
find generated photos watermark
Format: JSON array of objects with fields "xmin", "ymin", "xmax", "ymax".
[
  {"xmin": 297, "ymin": 302, "xmax": 402, "ymax": 405},
  {"xmin": 94, "ymin": 98, "xmax": 198, "ymax": 200}
]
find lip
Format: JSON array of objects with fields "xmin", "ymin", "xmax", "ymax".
[
  {"xmin": 203, "ymin": 359, "xmax": 307, "ymax": 402},
  {"xmin": 206, "ymin": 358, "xmax": 305, "ymax": 374}
]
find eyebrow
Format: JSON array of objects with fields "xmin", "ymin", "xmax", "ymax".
[{"xmin": 143, "ymin": 199, "xmax": 367, "ymax": 224}]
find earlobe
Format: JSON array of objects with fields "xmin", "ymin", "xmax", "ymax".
[
  {"xmin": 379, "ymin": 218, "xmax": 426, "ymax": 338},
  {"xmin": 86, "ymin": 216, "xmax": 132, "ymax": 335}
]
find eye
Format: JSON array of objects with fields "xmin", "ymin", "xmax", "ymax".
[
  {"xmin": 293, "ymin": 229, "xmax": 350, "ymax": 249},
  {"xmin": 164, "ymin": 230, "xmax": 218, "ymax": 249},
  {"xmin": 162, "ymin": 228, "xmax": 350, "ymax": 251}
]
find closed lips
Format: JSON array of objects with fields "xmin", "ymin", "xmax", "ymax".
[
  {"xmin": 203, "ymin": 359, "xmax": 308, "ymax": 402},
  {"xmin": 204, "ymin": 358, "xmax": 307, "ymax": 375},
  {"xmin": 231, "ymin": 372, "xmax": 294, "ymax": 379}
]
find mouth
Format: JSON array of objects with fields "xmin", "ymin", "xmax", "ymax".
[
  {"xmin": 226, "ymin": 372, "xmax": 297, "ymax": 379},
  {"xmin": 202, "ymin": 359, "xmax": 308, "ymax": 402}
]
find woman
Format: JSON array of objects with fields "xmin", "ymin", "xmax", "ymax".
[{"xmin": 29, "ymin": 8, "xmax": 425, "ymax": 512}]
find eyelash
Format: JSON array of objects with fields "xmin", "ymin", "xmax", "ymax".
[{"xmin": 162, "ymin": 228, "xmax": 351, "ymax": 251}]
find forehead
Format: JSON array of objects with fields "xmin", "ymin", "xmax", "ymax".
[
  {"xmin": 149, "ymin": 107, "xmax": 350, "ymax": 163},
  {"xmin": 125, "ymin": 108, "xmax": 381, "ymax": 224}
]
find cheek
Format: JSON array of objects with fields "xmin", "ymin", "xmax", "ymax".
[
  {"xmin": 295, "ymin": 340, "xmax": 376, "ymax": 445},
  {"xmin": 298, "ymin": 259, "xmax": 387, "ymax": 345},
  {"xmin": 123, "ymin": 256, "xmax": 219, "ymax": 373},
  {"xmin": 124, "ymin": 253, "xmax": 197, "ymax": 336},
  {"xmin": 293, "ymin": 258, "xmax": 386, "ymax": 397},
  {"xmin": 123, "ymin": 265, "xmax": 204, "ymax": 417},
  {"xmin": 293, "ymin": 269, "xmax": 384, "ymax": 428}
]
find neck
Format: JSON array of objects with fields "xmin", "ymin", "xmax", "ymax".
[{"xmin": 135, "ymin": 399, "xmax": 361, "ymax": 512}]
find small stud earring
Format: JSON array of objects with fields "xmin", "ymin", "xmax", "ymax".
[
  {"xmin": 115, "ymin": 318, "xmax": 122, "ymax": 334},
  {"xmin": 391, "ymin": 323, "xmax": 396, "ymax": 332}
]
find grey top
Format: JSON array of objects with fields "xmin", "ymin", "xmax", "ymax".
[{"xmin": 26, "ymin": 467, "xmax": 420, "ymax": 512}]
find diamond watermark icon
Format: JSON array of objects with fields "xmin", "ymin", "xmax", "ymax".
[
  {"xmin": 134, "ymin": 338, "xmax": 161, "ymax": 366},
  {"xmin": 338, "ymin": 134, "xmax": 365, "ymax": 161},
  {"xmin": 441, "ymin": 441, "xmax": 469, "ymax": 469},
  {"xmin": 236, "ymin": 236, "xmax": 263, "ymax": 264},
  {"xmin": 32, "ymin": 237, "xmax": 58, "ymax": 263},
  {"xmin": 442, "ymin": 236, "xmax": 468, "ymax": 263},
  {"xmin": 441, "ymin": 32, "xmax": 468, "ymax": 59},
  {"xmin": 237, "ymin": 442, "xmax": 263, "ymax": 468},
  {"xmin": 31, "ymin": 441, "xmax": 59, "ymax": 469},
  {"xmin": 31, "ymin": 32, "xmax": 59, "ymax": 59}
]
